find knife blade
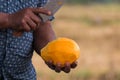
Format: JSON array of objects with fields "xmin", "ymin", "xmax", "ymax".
[{"xmin": 39, "ymin": 0, "xmax": 65, "ymax": 22}]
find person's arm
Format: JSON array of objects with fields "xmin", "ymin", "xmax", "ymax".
[
  {"xmin": 0, "ymin": 12, "xmax": 10, "ymax": 29},
  {"xmin": 33, "ymin": 21, "xmax": 56, "ymax": 55},
  {"xmin": 33, "ymin": 21, "xmax": 78, "ymax": 73}
]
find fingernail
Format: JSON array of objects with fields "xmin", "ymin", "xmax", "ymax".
[
  {"xmin": 48, "ymin": 60, "xmax": 53, "ymax": 63},
  {"xmin": 66, "ymin": 62, "xmax": 70, "ymax": 66},
  {"xmin": 48, "ymin": 11, "xmax": 51, "ymax": 15}
]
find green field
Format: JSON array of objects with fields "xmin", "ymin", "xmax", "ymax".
[{"xmin": 32, "ymin": 4, "xmax": 120, "ymax": 80}]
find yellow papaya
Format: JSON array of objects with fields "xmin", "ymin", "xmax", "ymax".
[{"xmin": 41, "ymin": 37, "xmax": 80, "ymax": 67}]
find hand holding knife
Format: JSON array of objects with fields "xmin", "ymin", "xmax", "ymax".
[{"xmin": 13, "ymin": 0, "xmax": 65, "ymax": 36}]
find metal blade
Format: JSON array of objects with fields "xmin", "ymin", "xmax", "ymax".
[{"xmin": 39, "ymin": 0, "xmax": 65, "ymax": 22}]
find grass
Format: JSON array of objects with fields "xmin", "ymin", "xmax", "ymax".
[{"xmin": 32, "ymin": 4, "xmax": 120, "ymax": 80}]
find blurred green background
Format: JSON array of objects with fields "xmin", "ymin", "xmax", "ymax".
[{"xmin": 32, "ymin": 0, "xmax": 120, "ymax": 80}]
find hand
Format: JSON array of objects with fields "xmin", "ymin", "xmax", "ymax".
[
  {"xmin": 33, "ymin": 21, "xmax": 56, "ymax": 54},
  {"xmin": 45, "ymin": 61, "xmax": 78, "ymax": 73},
  {"xmin": 8, "ymin": 7, "xmax": 51, "ymax": 32}
]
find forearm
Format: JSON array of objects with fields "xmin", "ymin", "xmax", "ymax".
[
  {"xmin": 0, "ymin": 12, "xmax": 10, "ymax": 29},
  {"xmin": 33, "ymin": 21, "xmax": 56, "ymax": 55}
]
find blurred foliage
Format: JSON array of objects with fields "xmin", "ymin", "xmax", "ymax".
[{"xmin": 66, "ymin": 0, "xmax": 120, "ymax": 4}]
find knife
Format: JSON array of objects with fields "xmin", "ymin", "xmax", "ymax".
[
  {"xmin": 13, "ymin": 0, "xmax": 65, "ymax": 36},
  {"xmin": 39, "ymin": 0, "xmax": 65, "ymax": 22}
]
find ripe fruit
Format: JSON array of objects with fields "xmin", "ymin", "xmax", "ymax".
[{"xmin": 41, "ymin": 37, "xmax": 80, "ymax": 67}]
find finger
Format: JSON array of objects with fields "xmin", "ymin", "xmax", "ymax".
[
  {"xmin": 55, "ymin": 63, "xmax": 61, "ymax": 73},
  {"xmin": 29, "ymin": 12, "xmax": 41, "ymax": 26},
  {"xmin": 32, "ymin": 8, "xmax": 51, "ymax": 15},
  {"xmin": 22, "ymin": 20, "xmax": 31, "ymax": 32},
  {"xmin": 45, "ymin": 21, "xmax": 51, "ymax": 24},
  {"xmin": 25, "ymin": 16, "xmax": 37, "ymax": 30},
  {"xmin": 50, "ymin": 64, "xmax": 55, "ymax": 70},
  {"xmin": 71, "ymin": 61, "xmax": 78, "ymax": 69},
  {"xmin": 45, "ymin": 61, "xmax": 55, "ymax": 70},
  {"xmin": 62, "ymin": 62, "xmax": 71, "ymax": 73}
]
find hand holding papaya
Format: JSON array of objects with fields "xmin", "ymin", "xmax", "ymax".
[
  {"xmin": 41, "ymin": 38, "xmax": 80, "ymax": 73},
  {"xmin": 45, "ymin": 60, "xmax": 78, "ymax": 73},
  {"xmin": 33, "ymin": 21, "xmax": 80, "ymax": 73}
]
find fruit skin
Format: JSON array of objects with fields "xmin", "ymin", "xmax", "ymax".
[{"xmin": 41, "ymin": 37, "xmax": 80, "ymax": 67}]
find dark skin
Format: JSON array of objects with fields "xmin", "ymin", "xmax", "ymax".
[
  {"xmin": 0, "ymin": 7, "xmax": 77, "ymax": 73},
  {"xmin": 33, "ymin": 21, "xmax": 78, "ymax": 73},
  {"xmin": 0, "ymin": 7, "xmax": 51, "ymax": 30}
]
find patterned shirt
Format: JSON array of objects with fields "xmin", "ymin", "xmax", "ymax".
[{"xmin": 0, "ymin": 0, "xmax": 47, "ymax": 80}]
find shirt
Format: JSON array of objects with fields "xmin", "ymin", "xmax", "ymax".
[{"xmin": 0, "ymin": 0, "xmax": 47, "ymax": 80}]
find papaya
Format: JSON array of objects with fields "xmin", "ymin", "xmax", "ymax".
[{"xmin": 41, "ymin": 37, "xmax": 80, "ymax": 67}]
